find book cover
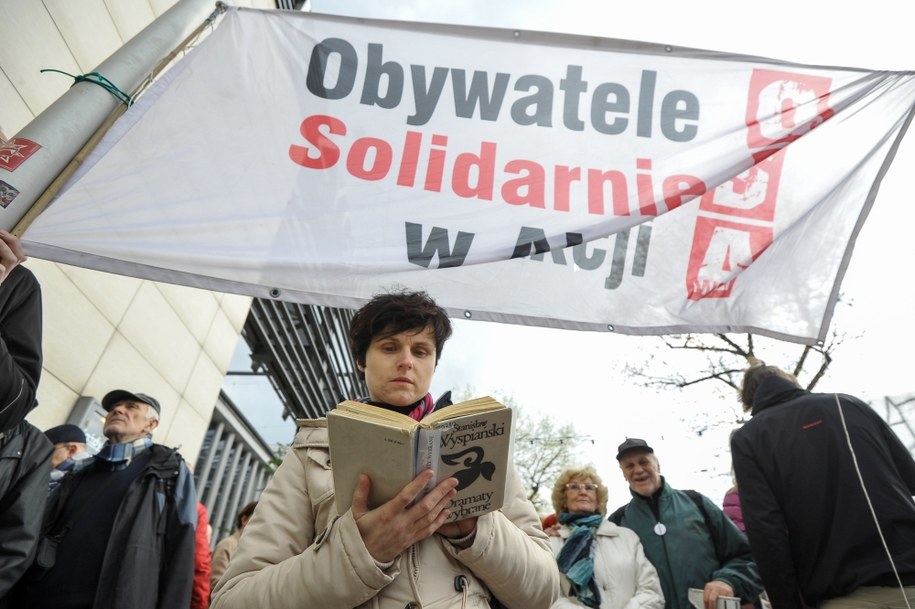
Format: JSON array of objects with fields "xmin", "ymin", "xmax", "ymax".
[{"xmin": 327, "ymin": 396, "xmax": 512, "ymax": 522}]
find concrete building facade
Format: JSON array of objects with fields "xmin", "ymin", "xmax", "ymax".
[
  {"xmin": 1, "ymin": 0, "xmax": 277, "ymax": 467},
  {"xmin": 1, "ymin": 1, "xmax": 366, "ymax": 540}
]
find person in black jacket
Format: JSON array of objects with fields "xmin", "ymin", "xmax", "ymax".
[
  {"xmin": 0, "ymin": 230, "xmax": 42, "ymax": 432},
  {"xmin": 13, "ymin": 389, "xmax": 198, "ymax": 609},
  {"xmin": 0, "ymin": 229, "xmax": 53, "ymax": 605},
  {"xmin": 732, "ymin": 363, "xmax": 915, "ymax": 609}
]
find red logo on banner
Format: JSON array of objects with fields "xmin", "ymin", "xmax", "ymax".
[
  {"xmin": 686, "ymin": 217, "xmax": 773, "ymax": 300},
  {"xmin": 682, "ymin": 68, "xmax": 829, "ymax": 299},
  {"xmin": 0, "ymin": 138, "xmax": 42, "ymax": 172},
  {"xmin": 745, "ymin": 69, "xmax": 834, "ymax": 152},
  {"xmin": 699, "ymin": 154, "xmax": 784, "ymax": 221},
  {"xmin": 687, "ymin": 155, "xmax": 784, "ymax": 298}
]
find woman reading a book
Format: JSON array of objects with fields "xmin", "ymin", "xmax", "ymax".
[
  {"xmin": 548, "ymin": 466, "xmax": 665, "ymax": 609},
  {"xmin": 210, "ymin": 289, "xmax": 559, "ymax": 609}
]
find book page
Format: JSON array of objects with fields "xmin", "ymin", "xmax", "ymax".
[
  {"xmin": 327, "ymin": 411, "xmax": 418, "ymax": 514},
  {"xmin": 422, "ymin": 395, "xmax": 504, "ymax": 426},
  {"xmin": 334, "ymin": 400, "xmax": 419, "ymax": 431}
]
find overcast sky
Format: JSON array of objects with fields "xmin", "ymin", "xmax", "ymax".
[{"xmin": 225, "ymin": 0, "xmax": 915, "ymax": 506}]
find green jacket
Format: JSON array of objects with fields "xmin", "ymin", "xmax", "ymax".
[{"xmin": 614, "ymin": 478, "xmax": 763, "ymax": 609}]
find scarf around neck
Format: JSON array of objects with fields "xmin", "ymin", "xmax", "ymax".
[
  {"xmin": 50, "ymin": 452, "xmax": 90, "ymax": 479},
  {"xmin": 557, "ymin": 511, "xmax": 604, "ymax": 608},
  {"xmin": 95, "ymin": 436, "xmax": 153, "ymax": 470},
  {"xmin": 362, "ymin": 392, "xmax": 436, "ymax": 421}
]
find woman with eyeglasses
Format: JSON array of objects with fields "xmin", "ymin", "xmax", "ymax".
[{"xmin": 549, "ymin": 466, "xmax": 664, "ymax": 609}]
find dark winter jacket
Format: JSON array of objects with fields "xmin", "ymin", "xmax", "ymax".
[
  {"xmin": 0, "ymin": 421, "xmax": 52, "ymax": 599},
  {"xmin": 614, "ymin": 479, "xmax": 763, "ymax": 609},
  {"xmin": 0, "ymin": 265, "xmax": 42, "ymax": 434},
  {"xmin": 16, "ymin": 443, "xmax": 198, "ymax": 609},
  {"xmin": 0, "ymin": 264, "xmax": 49, "ymax": 603},
  {"xmin": 731, "ymin": 376, "xmax": 915, "ymax": 609}
]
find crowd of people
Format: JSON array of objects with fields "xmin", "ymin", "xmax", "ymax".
[{"xmin": 2, "ymin": 228, "xmax": 915, "ymax": 609}]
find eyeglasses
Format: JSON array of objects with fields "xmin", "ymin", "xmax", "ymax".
[{"xmin": 565, "ymin": 482, "xmax": 598, "ymax": 493}]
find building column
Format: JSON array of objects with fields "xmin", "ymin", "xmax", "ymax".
[
  {"xmin": 220, "ymin": 452, "xmax": 252, "ymax": 541},
  {"xmin": 241, "ymin": 460, "xmax": 259, "ymax": 507},
  {"xmin": 212, "ymin": 442, "xmax": 244, "ymax": 538},
  {"xmin": 253, "ymin": 469, "xmax": 267, "ymax": 500},
  {"xmin": 205, "ymin": 431, "xmax": 235, "ymax": 514},
  {"xmin": 196, "ymin": 421, "xmax": 224, "ymax": 505}
]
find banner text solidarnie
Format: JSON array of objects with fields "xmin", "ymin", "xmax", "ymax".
[{"xmin": 289, "ymin": 114, "xmax": 707, "ymax": 217}]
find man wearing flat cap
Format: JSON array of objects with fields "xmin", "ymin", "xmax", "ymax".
[
  {"xmin": 13, "ymin": 389, "xmax": 198, "ymax": 609},
  {"xmin": 609, "ymin": 438, "xmax": 763, "ymax": 609},
  {"xmin": 43, "ymin": 423, "xmax": 92, "ymax": 492}
]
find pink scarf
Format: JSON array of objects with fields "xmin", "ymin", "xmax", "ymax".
[
  {"xmin": 407, "ymin": 393, "xmax": 436, "ymax": 421},
  {"xmin": 360, "ymin": 392, "xmax": 437, "ymax": 421}
]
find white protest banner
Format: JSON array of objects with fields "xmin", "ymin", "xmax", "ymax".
[{"xmin": 19, "ymin": 7, "xmax": 915, "ymax": 344}]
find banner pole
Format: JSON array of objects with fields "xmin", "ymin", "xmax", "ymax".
[
  {"xmin": 0, "ymin": 0, "xmax": 224, "ymax": 236},
  {"xmin": 11, "ymin": 2, "xmax": 228, "ymax": 237}
]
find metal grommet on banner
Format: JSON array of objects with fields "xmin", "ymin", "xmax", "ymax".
[
  {"xmin": 607, "ymin": 324, "xmax": 615, "ymax": 331},
  {"xmin": 269, "ymin": 288, "xmax": 281, "ymax": 298},
  {"xmin": 463, "ymin": 311, "xmax": 472, "ymax": 319}
]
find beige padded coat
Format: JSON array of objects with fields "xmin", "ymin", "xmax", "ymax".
[{"xmin": 210, "ymin": 419, "xmax": 559, "ymax": 609}]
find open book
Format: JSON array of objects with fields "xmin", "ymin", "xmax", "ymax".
[{"xmin": 327, "ymin": 396, "xmax": 512, "ymax": 522}]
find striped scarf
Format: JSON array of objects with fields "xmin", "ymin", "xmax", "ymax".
[
  {"xmin": 94, "ymin": 436, "xmax": 153, "ymax": 470},
  {"xmin": 557, "ymin": 512, "xmax": 604, "ymax": 608}
]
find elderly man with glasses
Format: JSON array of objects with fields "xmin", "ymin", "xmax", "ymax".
[{"xmin": 12, "ymin": 390, "xmax": 197, "ymax": 609}]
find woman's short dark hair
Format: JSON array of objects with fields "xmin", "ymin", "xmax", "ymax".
[
  {"xmin": 349, "ymin": 290, "xmax": 452, "ymax": 373},
  {"xmin": 236, "ymin": 501, "xmax": 258, "ymax": 529}
]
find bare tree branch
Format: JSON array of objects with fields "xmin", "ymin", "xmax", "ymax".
[{"xmin": 628, "ymin": 322, "xmax": 845, "ymax": 398}]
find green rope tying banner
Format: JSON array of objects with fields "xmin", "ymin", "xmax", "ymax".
[{"xmin": 40, "ymin": 69, "xmax": 133, "ymax": 106}]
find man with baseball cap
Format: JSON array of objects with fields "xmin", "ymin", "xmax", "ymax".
[
  {"xmin": 609, "ymin": 438, "xmax": 763, "ymax": 609},
  {"xmin": 13, "ymin": 389, "xmax": 198, "ymax": 609}
]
